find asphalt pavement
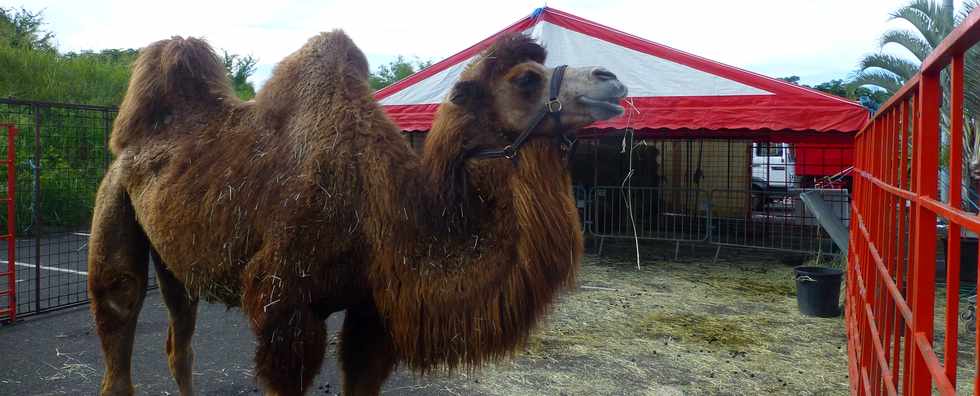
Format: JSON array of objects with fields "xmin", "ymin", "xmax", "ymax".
[{"xmin": 0, "ymin": 291, "xmax": 432, "ymax": 395}]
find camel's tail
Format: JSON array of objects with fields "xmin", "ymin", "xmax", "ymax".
[{"xmin": 110, "ymin": 36, "xmax": 234, "ymax": 155}]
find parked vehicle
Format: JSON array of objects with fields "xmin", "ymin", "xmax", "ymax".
[
  {"xmin": 751, "ymin": 143, "xmax": 796, "ymax": 209},
  {"xmin": 752, "ymin": 143, "xmax": 795, "ymax": 190}
]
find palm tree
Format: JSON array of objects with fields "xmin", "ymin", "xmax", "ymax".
[
  {"xmin": 855, "ymin": 0, "xmax": 980, "ymax": 208},
  {"xmin": 853, "ymin": 0, "xmax": 956, "ymax": 93}
]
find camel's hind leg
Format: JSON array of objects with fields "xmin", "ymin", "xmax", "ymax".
[
  {"xmin": 88, "ymin": 173, "xmax": 149, "ymax": 396},
  {"xmin": 152, "ymin": 250, "xmax": 198, "ymax": 395},
  {"xmin": 339, "ymin": 306, "xmax": 397, "ymax": 396}
]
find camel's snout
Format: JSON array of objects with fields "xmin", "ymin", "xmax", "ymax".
[
  {"xmin": 568, "ymin": 66, "xmax": 628, "ymax": 121},
  {"xmin": 591, "ymin": 67, "xmax": 618, "ymax": 81},
  {"xmin": 589, "ymin": 66, "xmax": 629, "ymax": 99},
  {"xmin": 591, "ymin": 67, "xmax": 628, "ymax": 100}
]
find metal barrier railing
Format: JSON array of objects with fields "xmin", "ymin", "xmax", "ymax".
[
  {"xmin": 573, "ymin": 184, "xmax": 590, "ymax": 234},
  {"xmin": 847, "ymin": 7, "xmax": 980, "ymax": 395},
  {"xmin": 709, "ymin": 188, "xmax": 847, "ymax": 255},
  {"xmin": 589, "ymin": 186, "xmax": 710, "ymax": 243},
  {"xmin": 579, "ymin": 184, "xmax": 847, "ymax": 257}
]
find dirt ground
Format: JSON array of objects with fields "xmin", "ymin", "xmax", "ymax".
[
  {"xmin": 932, "ymin": 282, "xmax": 978, "ymax": 394},
  {"xmin": 388, "ymin": 241, "xmax": 850, "ymax": 395}
]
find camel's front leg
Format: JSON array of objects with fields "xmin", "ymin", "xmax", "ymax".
[
  {"xmin": 243, "ymin": 265, "xmax": 326, "ymax": 396},
  {"xmin": 339, "ymin": 306, "xmax": 397, "ymax": 396}
]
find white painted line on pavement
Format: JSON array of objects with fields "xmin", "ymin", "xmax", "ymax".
[{"xmin": 3, "ymin": 260, "xmax": 88, "ymax": 276}]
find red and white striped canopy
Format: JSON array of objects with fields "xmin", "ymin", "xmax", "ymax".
[{"xmin": 375, "ymin": 7, "xmax": 868, "ymax": 142}]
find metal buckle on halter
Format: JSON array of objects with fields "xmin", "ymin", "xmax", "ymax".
[
  {"xmin": 502, "ymin": 145, "xmax": 517, "ymax": 159},
  {"xmin": 465, "ymin": 65, "xmax": 568, "ymax": 162},
  {"xmin": 546, "ymin": 98, "xmax": 562, "ymax": 113}
]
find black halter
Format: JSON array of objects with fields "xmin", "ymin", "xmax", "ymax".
[{"xmin": 467, "ymin": 65, "xmax": 577, "ymax": 163}]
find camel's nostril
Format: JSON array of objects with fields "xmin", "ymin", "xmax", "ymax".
[{"xmin": 592, "ymin": 68, "xmax": 618, "ymax": 81}]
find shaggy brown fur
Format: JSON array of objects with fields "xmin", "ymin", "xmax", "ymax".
[{"xmin": 89, "ymin": 31, "xmax": 625, "ymax": 396}]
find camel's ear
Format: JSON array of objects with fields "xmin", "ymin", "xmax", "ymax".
[{"xmin": 449, "ymin": 80, "xmax": 488, "ymax": 109}]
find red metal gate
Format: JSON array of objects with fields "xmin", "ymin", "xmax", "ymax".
[
  {"xmin": 848, "ymin": 9, "xmax": 980, "ymax": 395},
  {"xmin": 0, "ymin": 124, "xmax": 16, "ymax": 323}
]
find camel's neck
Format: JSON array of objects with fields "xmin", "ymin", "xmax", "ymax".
[{"xmin": 367, "ymin": 138, "xmax": 583, "ymax": 371}]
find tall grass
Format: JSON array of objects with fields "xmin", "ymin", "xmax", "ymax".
[{"xmin": 0, "ymin": 44, "xmax": 130, "ymax": 106}]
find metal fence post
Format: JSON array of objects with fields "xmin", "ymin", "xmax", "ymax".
[
  {"xmin": 32, "ymin": 104, "xmax": 41, "ymax": 314},
  {"xmin": 102, "ymin": 109, "xmax": 111, "ymax": 171}
]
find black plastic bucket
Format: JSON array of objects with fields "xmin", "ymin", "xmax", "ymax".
[{"xmin": 794, "ymin": 266, "xmax": 843, "ymax": 317}]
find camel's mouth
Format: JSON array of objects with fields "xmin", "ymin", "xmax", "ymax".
[{"xmin": 578, "ymin": 95, "xmax": 626, "ymax": 120}]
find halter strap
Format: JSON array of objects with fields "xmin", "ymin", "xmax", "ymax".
[{"xmin": 468, "ymin": 65, "xmax": 572, "ymax": 161}]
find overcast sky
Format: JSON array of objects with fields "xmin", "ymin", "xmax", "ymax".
[{"xmin": 13, "ymin": 0, "xmax": 963, "ymax": 89}]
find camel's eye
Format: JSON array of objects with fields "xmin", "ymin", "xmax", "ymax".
[{"xmin": 512, "ymin": 70, "xmax": 542, "ymax": 91}]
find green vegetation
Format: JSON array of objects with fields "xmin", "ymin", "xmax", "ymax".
[
  {"xmin": 0, "ymin": 7, "xmax": 258, "ymax": 105},
  {"xmin": 222, "ymin": 50, "xmax": 258, "ymax": 100},
  {"xmin": 853, "ymin": 0, "xmax": 962, "ymax": 94},
  {"xmin": 0, "ymin": 7, "xmax": 131, "ymax": 106},
  {"xmin": 781, "ymin": 1, "xmax": 980, "ymax": 119},
  {"xmin": 777, "ymin": 76, "xmax": 889, "ymax": 106},
  {"xmin": 0, "ymin": 44, "xmax": 132, "ymax": 106},
  {"xmin": 369, "ymin": 56, "xmax": 432, "ymax": 90},
  {"xmin": 852, "ymin": 0, "xmax": 980, "ymax": 188},
  {"xmin": 0, "ymin": 7, "xmax": 53, "ymax": 52}
]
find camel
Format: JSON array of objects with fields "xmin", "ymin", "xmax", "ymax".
[{"xmin": 88, "ymin": 30, "xmax": 627, "ymax": 395}]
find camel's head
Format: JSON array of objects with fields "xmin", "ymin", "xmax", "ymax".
[{"xmin": 449, "ymin": 33, "xmax": 628, "ymax": 139}]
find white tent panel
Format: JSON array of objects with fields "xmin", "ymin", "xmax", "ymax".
[
  {"xmin": 530, "ymin": 22, "xmax": 772, "ymax": 98},
  {"xmin": 381, "ymin": 21, "xmax": 771, "ymax": 106}
]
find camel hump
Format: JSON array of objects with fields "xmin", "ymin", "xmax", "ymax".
[
  {"xmin": 255, "ymin": 30, "xmax": 373, "ymax": 127},
  {"xmin": 110, "ymin": 36, "xmax": 235, "ymax": 155}
]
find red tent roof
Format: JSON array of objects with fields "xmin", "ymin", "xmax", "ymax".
[{"xmin": 376, "ymin": 7, "xmax": 868, "ymax": 142}]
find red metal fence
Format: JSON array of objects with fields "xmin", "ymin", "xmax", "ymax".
[
  {"xmin": 0, "ymin": 124, "xmax": 16, "ymax": 323},
  {"xmin": 848, "ymin": 8, "xmax": 980, "ymax": 395}
]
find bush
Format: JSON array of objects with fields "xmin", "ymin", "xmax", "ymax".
[{"xmin": 0, "ymin": 44, "xmax": 130, "ymax": 106}]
